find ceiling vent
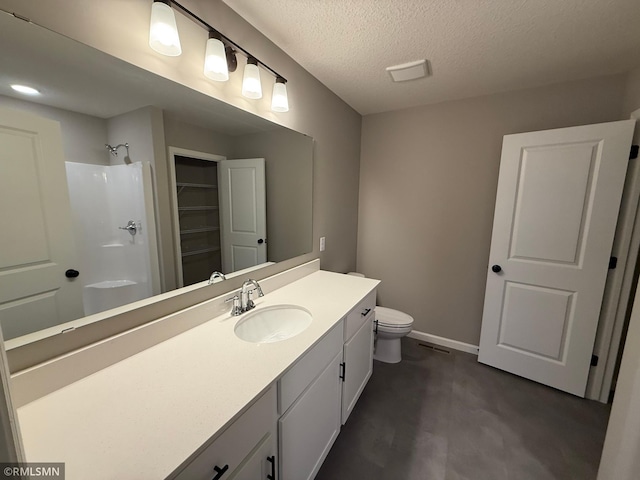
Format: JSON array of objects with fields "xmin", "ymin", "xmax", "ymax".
[{"xmin": 386, "ymin": 59, "xmax": 430, "ymax": 82}]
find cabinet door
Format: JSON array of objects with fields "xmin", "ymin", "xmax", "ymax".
[
  {"xmin": 341, "ymin": 314, "xmax": 374, "ymax": 424},
  {"xmin": 230, "ymin": 432, "xmax": 277, "ymax": 480},
  {"xmin": 279, "ymin": 352, "xmax": 342, "ymax": 480},
  {"xmin": 173, "ymin": 387, "xmax": 276, "ymax": 480}
]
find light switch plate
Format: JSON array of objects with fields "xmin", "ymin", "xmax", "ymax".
[{"xmin": 320, "ymin": 236, "xmax": 326, "ymax": 252}]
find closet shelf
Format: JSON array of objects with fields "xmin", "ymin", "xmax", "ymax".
[
  {"xmin": 180, "ymin": 227, "xmax": 220, "ymax": 235},
  {"xmin": 176, "ymin": 182, "xmax": 217, "ymax": 189},
  {"xmin": 181, "ymin": 246, "xmax": 221, "ymax": 257},
  {"xmin": 178, "ymin": 206, "xmax": 219, "ymax": 211}
]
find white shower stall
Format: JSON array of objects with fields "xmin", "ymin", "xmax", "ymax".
[{"xmin": 65, "ymin": 161, "xmax": 160, "ymax": 316}]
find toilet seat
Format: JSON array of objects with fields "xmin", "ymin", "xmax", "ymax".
[{"xmin": 376, "ymin": 306, "xmax": 414, "ymax": 328}]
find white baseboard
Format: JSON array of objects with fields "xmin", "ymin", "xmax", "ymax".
[{"xmin": 407, "ymin": 330, "xmax": 479, "ymax": 355}]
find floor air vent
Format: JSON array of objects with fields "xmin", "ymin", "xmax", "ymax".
[{"xmin": 418, "ymin": 343, "xmax": 451, "ymax": 354}]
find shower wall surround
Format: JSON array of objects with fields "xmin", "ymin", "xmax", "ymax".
[{"xmin": 65, "ymin": 162, "xmax": 160, "ymax": 317}]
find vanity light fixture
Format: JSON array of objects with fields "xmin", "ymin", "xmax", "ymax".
[
  {"xmin": 271, "ymin": 77, "xmax": 289, "ymax": 112},
  {"xmin": 242, "ymin": 57, "xmax": 262, "ymax": 99},
  {"xmin": 204, "ymin": 31, "xmax": 229, "ymax": 81},
  {"xmin": 149, "ymin": 0, "xmax": 182, "ymax": 56},
  {"xmin": 148, "ymin": 0, "xmax": 289, "ymax": 111},
  {"xmin": 10, "ymin": 84, "xmax": 40, "ymax": 95}
]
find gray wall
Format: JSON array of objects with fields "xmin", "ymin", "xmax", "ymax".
[
  {"xmin": 163, "ymin": 116, "xmax": 234, "ymax": 157},
  {"xmin": 2, "ymin": 0, "xmax": 362, "ymax": 275},
  {"xmin": 357, "ymin": 74, "xmax": 628, "ymax": 345},
  {"xmin": 623, "ymin": 67, "xmax": 640, "ymax": 116}
]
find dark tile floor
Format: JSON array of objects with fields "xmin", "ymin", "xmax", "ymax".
[{"xmin": 316, "ymin": 338, "xmax": 611, "ymax": 480}]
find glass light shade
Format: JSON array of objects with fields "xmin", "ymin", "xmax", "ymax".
[
  {"xmin": 242, "ymin": 62, "xmax": 262, "ymax": 99},
  {"xmin": 204, "ymin": 37, "xmax": 229, "ymax": 81},
  {"xmin": 271, "ymin": 81, "xmax": 289, "ymax": 112},
  {"xmin": 149, "ymin": 1, "xmax": 182, "ymax": 56}
]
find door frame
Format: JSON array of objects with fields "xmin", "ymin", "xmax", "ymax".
[
  {"xmin": 167, "ymin": 147, "xmax": 226, "ymax": 288},
  {"xmin": 587, "ymin": 113, "xmax": 640, "ymax": 402}
]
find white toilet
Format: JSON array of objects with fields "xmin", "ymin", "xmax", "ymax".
[
  {"xmin": 374, "ymin": 306, "xmax": 414, "ymax": 363},
  {"xmin": 348, "ymin": 273, "xmax": 414, "ymax": 364}
]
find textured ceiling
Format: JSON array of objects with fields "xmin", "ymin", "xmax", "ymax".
[{"xmin": 223, "ymin": 0, "xmax": 640, "ymax": 115}]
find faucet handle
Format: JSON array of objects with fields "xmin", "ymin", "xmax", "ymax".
[{"xmin": 225, "ymin": 293, "xmax": 242, "ymax": 316}]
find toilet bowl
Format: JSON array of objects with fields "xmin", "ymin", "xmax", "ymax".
[
  {"xmin": 347, "ymin": 272, "xmax": 414, "ymax": 364},
  {"xmin": 374, "ymin": 306, "xmax": 414, "ymax": 363}
]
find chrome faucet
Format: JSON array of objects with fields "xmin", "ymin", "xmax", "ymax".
[
  {"xmin": 240, "ymin": 279, "xmax": 264, "ymax": 312},
  {"xmin": 208, "ymin": 271, "xmax": 226, "ymax": 285}
]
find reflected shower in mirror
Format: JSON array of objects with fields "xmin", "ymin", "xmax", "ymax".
[{"xmin": 0, "ymin": 12, "xmax": 313, "ymax": 343}]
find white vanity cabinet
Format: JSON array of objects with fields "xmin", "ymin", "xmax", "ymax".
[
  {"xmin": 278, "ymin": 322, "xmax": 344, "ymax": 480},
  {"xmin": 172, "ymin": 386, "xmax": 277, "ymax": 480},
  {"xmin": 277, "ymin": 288, "xmax": 377, "ymax": 479},
  {"xmin": 341, "ymin": 291, "xmax": 376, "ymax": 424}
]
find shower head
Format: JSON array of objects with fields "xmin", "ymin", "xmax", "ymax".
[{"xmin": 105, "ymin": 143, "xmax": 129, "ymax": 157}]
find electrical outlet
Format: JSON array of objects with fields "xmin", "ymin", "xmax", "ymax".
[{"xmin": 320, "ymin": 236, "xmax": 326, "ymax": 252}]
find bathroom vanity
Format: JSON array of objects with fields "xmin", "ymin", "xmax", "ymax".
[{"xmin": 13, "ymin": 265, "xmax": 379, "ymax": 480}]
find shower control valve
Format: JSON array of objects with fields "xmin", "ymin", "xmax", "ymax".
[{"xmin": 119, "ymin": 220, "xmax": 138, "ymax": 236}]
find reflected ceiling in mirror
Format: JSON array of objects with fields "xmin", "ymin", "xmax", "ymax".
[{"xmin": 0, "ymin": 12, "xmax": 313, "ymax": 343}]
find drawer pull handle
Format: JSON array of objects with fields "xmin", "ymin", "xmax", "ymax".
[
  {"xmin": 361, "ymin": 308, "xmax": 372, "ymax": 317},
  {"xmin": 212, "ymin": 464, "xmax": 229, "ymax": 480},
  {"xmin": 374, "ymin": 319, "xmax": 378, "ymax": 334},
  {"xmin": 267, "ymin": 455, "xmax": 276, "ymax": 480},
  {"xmin": 339, "ymin": 362, "xmax": 346, "ymax": 382}
]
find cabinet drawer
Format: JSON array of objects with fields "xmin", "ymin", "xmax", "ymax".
[
  {"xmin": 174, "ymin": 386, "xmax": 276, "ymax": 480},
  {"xmin": 278, "ymin": 321, "xmax": 343, "ymax": 414},
  {"xmin": 344, "ymin": 290, "xmax": 376, "ymax": 342}
]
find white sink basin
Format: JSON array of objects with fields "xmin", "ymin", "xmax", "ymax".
[{"xmin": 234, "ymin": 305, "xmax": 312, "ymax": 344}]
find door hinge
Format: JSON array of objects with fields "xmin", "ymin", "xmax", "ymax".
[
  {"xmin": 631, "ymin": 145, "xmax": 639, "ymax": 160},
  {"xmin": 591, "ymin": 354, "xmax": 599, "ymax": 367},
  {"xmin": 609, "ymin": 256, "xmax": 618, "ymax": 269}
]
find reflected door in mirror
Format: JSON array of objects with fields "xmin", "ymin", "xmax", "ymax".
[
  {"xmin": 0, "ymin": 107, "xmax": 84, "ymax": 340},
  {"xmin": 218, "ymin": 158, "xmax": 267, "ymax": 272}
]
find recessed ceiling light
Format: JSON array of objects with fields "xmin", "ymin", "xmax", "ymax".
[
  {"xmin": 386, "ymin": 60, "xmax": 431, "ymax": 82},
  {"xmin": 11, "ymin": 84, "xmax": 40, "ymax": 95}
]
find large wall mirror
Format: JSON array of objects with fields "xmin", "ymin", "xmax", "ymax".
[{"xmin": 0, "ymin": 12, "xmax": 313, "ymax": 345}]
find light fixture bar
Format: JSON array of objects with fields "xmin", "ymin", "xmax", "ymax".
[{"xmin": 167, "ymin": 0, "xmax": 287, "ymax": 83}]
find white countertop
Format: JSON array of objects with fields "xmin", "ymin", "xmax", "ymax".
[{"xmin": 16, "ymin": 270, "xmax": 379, "ymax": 479}]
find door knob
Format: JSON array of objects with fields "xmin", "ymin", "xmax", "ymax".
[
  {"xmin": 65, "ymin": 269, "xmax": 80, "ymax": 278},
  {"xmin": 257, "ymin": 238, "xmax": 264, "ymax": 244},
  {"xmin": 491, "ymin": 265, "xmax": 502, "ymax": 273}
]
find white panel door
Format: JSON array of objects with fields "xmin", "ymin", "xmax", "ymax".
[
  {"xmin": 0, "ymin": 106, "xmax": 83, "ymax": 339},
  {"xmin": 479, "ymin": 120, "xmax": 635, "ymax": 397},
  {"xmin": 218, "ymin": 158, "xmax": 266, "ymax": 273}
]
